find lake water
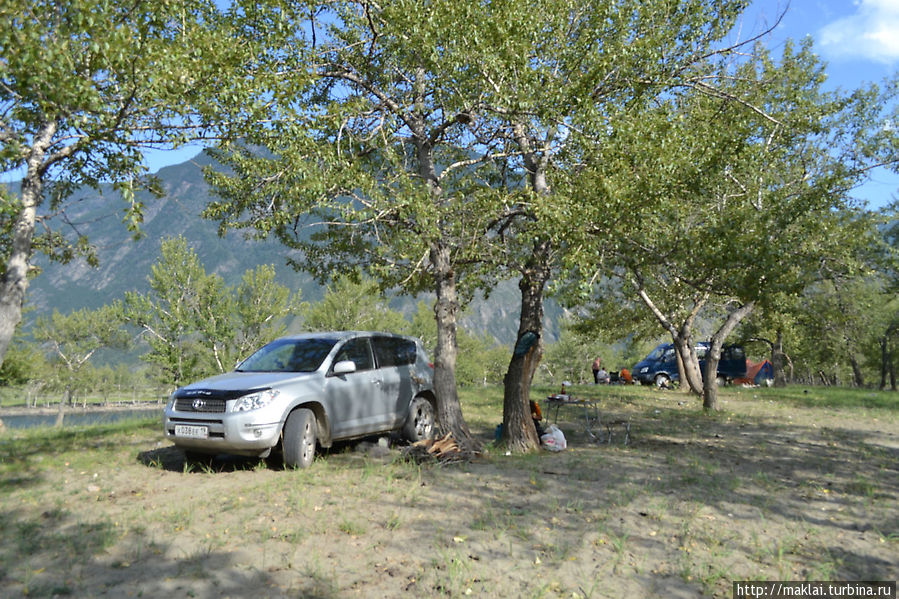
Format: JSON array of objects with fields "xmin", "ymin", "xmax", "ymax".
[{"xmin": 0, "ymin": 408, "xmax": 161, "ymax": 430}]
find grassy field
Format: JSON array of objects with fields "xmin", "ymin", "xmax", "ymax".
[{"xmin": 0, "ymin": 383, "xmax": 896, "ymax": 598}]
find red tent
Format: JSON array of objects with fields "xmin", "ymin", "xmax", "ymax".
[{"xmin": 735, "ymin": 360, "xmax": 774, "ymax": 385}]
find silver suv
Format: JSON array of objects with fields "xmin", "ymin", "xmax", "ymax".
[{"xmin": 163, "ymin": 332, "xmax": 436, "ymax": 467}]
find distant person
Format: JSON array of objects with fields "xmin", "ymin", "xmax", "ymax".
[
  {"xmin": 530, "ymin": 399, "xmax": 546, "ymax": 436},
  {"xmin": 592, "ymin": 357, "xmax": 603, "ymax": 384},
  {"xmin": 595, "ymin": 367, "xmax": 610, "ymax": 384},
  {"xmin": 619, "ymin": 368, "xmax": 633, "ymax": 384}
]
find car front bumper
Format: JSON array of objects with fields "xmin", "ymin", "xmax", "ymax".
[{"xmin": 163, "ymin": 406, "xmax": 284, "ymax": 456}]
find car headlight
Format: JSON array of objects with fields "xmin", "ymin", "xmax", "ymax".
[
  {"xmin": 639, "ymin": 367, "xmax": 648, "ymax": 374},
  {"xmin": 233, "ymin": 389, "xmax": 280, "ymax": 412}
]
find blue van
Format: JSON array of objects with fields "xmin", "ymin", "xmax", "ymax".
[{"xmin": 633, "ymin": 342, "xmax": 746, "ymax": 387}]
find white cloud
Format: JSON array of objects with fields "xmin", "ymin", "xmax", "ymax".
[{"xmin": 818, "ymin": 0, "xmax": 899, "ymax": 63}]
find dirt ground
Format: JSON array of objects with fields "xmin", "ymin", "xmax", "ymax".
[{"xmin": 1, "ymin": 389, "xmax": 897, "ymax": 598}]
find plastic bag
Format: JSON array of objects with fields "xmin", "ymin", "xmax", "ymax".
[{"xmin": 540, "ymin": 424, "xmax": 567, "ymax": 452}]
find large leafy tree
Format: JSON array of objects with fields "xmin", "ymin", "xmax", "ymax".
[
  {"xmin": 558, "ymin": 40, "xmax": 896, "ymax": 409},
  {"xmin": 797, "ymin": 275, "xmax": 891, "ymax": 386},
  {"xmin": 124, "ymin": 237, "xmax": 298, "ymax": 387},
  {"xmin": 204, "ymin": 0, "xmax": 512, "ymax": 452},
  {"xmin": 878, "ymin": 216, "xmax": 899, "ymax": 389},
  {"xmin": 298, "ymin": 274, "xmax": 410, "ymax": 334},
  {"xmin": 735, "ymin": 295, "xmax": 803, "ymax": 387},
  {"xmin": 0, "ymin": 0, "xmax": 258, "ymax": 368},
  {"xmin": 205, "ymin": 0, "xmax": 752, "ymax": 452},
  {"xmin": 33, "ymin": 303, "xmax": 129, "ymax": 421},
  {"xmin": 0, "ymin": 337, "xmax": 46, "ymax": 387},
  {"xmin": 446, "ymin": 0, "xmax": 750, "ymax": 450}
]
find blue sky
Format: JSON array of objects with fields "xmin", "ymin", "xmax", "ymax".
[{"xmin": 735, "ymin": 0, "xmax": 899, "ymax": 209}]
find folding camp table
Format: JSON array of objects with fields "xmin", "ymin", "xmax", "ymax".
[{"xmin": 542, "ymin": 395, "xmax": 630, "ymax": 444}]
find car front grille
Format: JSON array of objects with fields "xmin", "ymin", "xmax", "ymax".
[{"xmin": 174, "ymin": 398, "xmax": 227, "ymax": 413}]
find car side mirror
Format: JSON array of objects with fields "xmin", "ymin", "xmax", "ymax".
[{"xmin": 332, "ymin": 360, "xmax": 357, "ymax": 376}]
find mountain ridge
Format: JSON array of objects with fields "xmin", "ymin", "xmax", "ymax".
[{"xmin": 22, "ymin": 154, "xmax": 559, "ymax": 346}]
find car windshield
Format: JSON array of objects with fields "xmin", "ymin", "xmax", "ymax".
[
  {"xmin": 647, "ymin": 345, "xmax": 667, "ymax": 360},
  {"xmin": 236, "ymin": 338, "xmax": 338, "ymax": 373}
]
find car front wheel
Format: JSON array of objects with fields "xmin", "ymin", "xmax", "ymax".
[
  {"xmin": 283, "ymin": 408, "xmax": 316, "ymax": 468},
  {"xmin": 403, "ymin": 397, "xmax": 435, "ymax": 443}
]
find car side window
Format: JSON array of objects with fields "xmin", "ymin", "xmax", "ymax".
[
  {"xmin": 334, "ymin": 338, "xmax": 373, "ymax": 372},
  {"xmin": 372, "ymin": 337, "xmax": 416, "ymax": 368},
  {"xmin": 372, "ymin": 337, "xmax": 396, "ymax": 368}
]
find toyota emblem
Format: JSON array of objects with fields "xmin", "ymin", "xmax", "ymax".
[{"xmin": 192, "ymin": 398, "xmax": 206, "ymax": 410}]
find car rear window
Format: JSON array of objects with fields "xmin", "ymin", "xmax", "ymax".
[
  {"xmin": 237, "ymin": 338, "xmax": 338, "ymax": 372},
  {"xmin": 724, "ymin": 346, "xmax": 746, "ymax": 361}
]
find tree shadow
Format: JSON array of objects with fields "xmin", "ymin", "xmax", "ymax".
[
  {"xmin": 137, "ymin": 445, "xmax": 271, "ymax": 473},
  {"xmin": 138, "ymin": 434, "xmax": 405, "ymax": 473},
  {"xmin": 347, "ymin": 398, "xmax": 899, "ymax": 592},
  {"xmin": 0, "ymin": 504, "xmax": 338, "ymax": 598}
]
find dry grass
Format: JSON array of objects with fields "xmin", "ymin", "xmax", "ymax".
[{"xmin": 1, "ymin": 383, "xmax": 896, "ymax": 598}]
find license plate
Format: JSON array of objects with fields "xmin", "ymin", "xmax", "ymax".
[{"xmin": 175, "ymin": 425, "xmax": 209, "ymax": 439}]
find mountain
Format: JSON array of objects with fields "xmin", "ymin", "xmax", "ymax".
[
  {"xmin": 23, "ymin": 153, "xmax": 561, "ymax": 347},
  {"xmin": 26, "ymin": 153, "xmax": 318, "ymax": 316}
]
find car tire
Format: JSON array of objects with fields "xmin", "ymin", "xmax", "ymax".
[
  {"xmin": 654, "ymin": 373, "xmax": 670, "ymax": 388},
  {"xmin": 403, "ymin": 397, "xmax": 435, "ymax": 443},
  {"xmin": 283, "ymin": 408, "xmax": 316, "ymax": 469}
]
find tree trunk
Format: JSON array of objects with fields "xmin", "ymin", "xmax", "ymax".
[
  {"xmin": 772, "ymin": 329, "xmax": 788, "ymax": 388},
  {"xmin": 880, "ymin": 323, "xmax": 897, "ymax": 391},
  {"xmin": 890, "ymin": 356, "xmax": 896, "ymax": 391},
  {"xmin": 501, "ymin": 240, "xmax": 550, "ymax": 452},
  {"xmin": 407, "ymin": 95, "xmax": 479, "ymax": 452},
  {"xmin": 703, "ymin": 301, "xmax": 755, "ymax": 410},
  {"xmin": 56, "ymin": 386, "xmax": 69, "ymax": 428},
  {"xmin": 430, "ymin": 243, "xmax": 478, "ymax": 452},
  {"xmin": 632, "ymin": 279, "xmax": 707, "ymax": 394},
  {"xmin": 501, "ymin": 123, "xmax": 553, "ymax": 452},
  {"xmin": 702, "ymin": 354, "xmax": 720, "ymax": 411},
  {"xmin": 0, "ymin": 121, "xmax": 56, "ymax": 369},
  {"xmin": 672, "ymin": 335, "xmax": 703, "ymax": 394},
  {"xmin": 501, "ymin": 334, "xmax": 542, "ymax": 451},
  {"xmin": 675, "ymin": 349, "xmax": 690, "ymax": 394},
  {"xmin": 849, "ymin": 353, "xmax": 864, "ymax": 387}
]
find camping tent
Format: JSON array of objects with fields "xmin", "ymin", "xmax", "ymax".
[{"xmin": 734, "ymin": 360, "xmax": 774, "ymax": 386}]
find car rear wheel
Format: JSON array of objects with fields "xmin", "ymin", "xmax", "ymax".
[
  {"xmin": 283, "ymin": 408, "xmax": 316, "ymax": 468},
  {"xmin": 403, "ymin": 397, "xmax": 435, "ymax": 443}
]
